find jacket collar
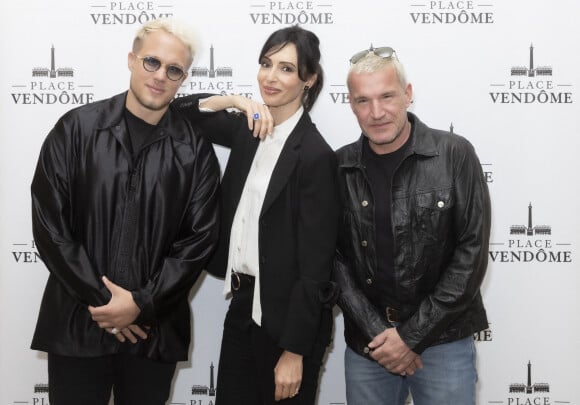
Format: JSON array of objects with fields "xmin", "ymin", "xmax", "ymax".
[
  {"xmin": 284, "ymin": 109, "xmax": 312, "ymax": 150},
  {"xmin": 340, "ymin": 112, "xmax": 439, "ymax": 169},
  {"xmin": 94, "ymin": 91, "xmax": 193, "ymax": 145}
]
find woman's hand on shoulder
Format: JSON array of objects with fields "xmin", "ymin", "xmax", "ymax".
[
  {"xmin": 233, "ymin": 95, "xmax": 273, "ymax": 140},
  {"xmin": 199, "ymin": 95, "xmax": 273, "ymax": 139}
]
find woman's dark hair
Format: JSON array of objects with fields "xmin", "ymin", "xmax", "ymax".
[{"xmin": 258, "ymin": 25, "xmax": 324, "ymax": 112}]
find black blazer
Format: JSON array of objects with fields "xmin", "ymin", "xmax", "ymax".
[{"xmin": 174, "ymin": 95, "xmax": 339, "ymax": 356}]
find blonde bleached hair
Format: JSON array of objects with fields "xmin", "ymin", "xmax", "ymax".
[
  {"xmin": 133, "ymin": 17, "xmax": 197, "ymax": 68},
  {"xmin": 348, "ymin": 52, "xmax": 408, "ymax": 90}
]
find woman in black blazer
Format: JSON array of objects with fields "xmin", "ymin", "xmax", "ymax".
[{"xmin": 174, "ymin": 26, "xmax": 339, "ymax": 404}]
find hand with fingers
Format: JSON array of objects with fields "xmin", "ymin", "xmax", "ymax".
[
  {"xmin": 88, "ymin": 276, "xmax": 148, "ymax": 343},
  {"xmin": 274, "ymin": 350, "xmax": 303, "ymax": 401},
  {"xmin": 109, "ymin": 324, "xmax": 150, "ymax": 343},
  {"xmin": 238, "ymin": 97, "xmax": 274, "ymax": 140},
  {"xmin": 367, "ymin": 328, "xmax": 423, "ymax": 376},
  {"xmin": 199, "ymin": 94, "xmax": 274, "ymax": 139}
]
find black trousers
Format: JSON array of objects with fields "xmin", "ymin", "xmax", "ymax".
[
  {"xmin": 215, "ymin": 274, "xmax": 329, "ymax": 405},
  {"xmin": 47, "ymin": 352, "xmax": 176, "ymax": 405}
]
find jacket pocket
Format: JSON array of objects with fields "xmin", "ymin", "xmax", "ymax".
[{"xmin": 414, "ymin": 188, "xmax": 455, "ymax": 243}]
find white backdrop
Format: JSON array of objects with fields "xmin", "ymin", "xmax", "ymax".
[{"xmin": 1, "ymin": 1, "xmax": 579, "ymax": 404}]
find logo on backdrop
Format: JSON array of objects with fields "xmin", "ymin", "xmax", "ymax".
[
  {"xmin": 11, "ymin": 240, "xmax": 41, "ymax": 264},
  {"xmin": 488, "ymin": 202, "xmax": 572, "ymax": 264},
  {"xmin": 328, "ymin": 84, "xmax": 349, "ymax": 105},
  {"xmin": 248, "ymin": 1, "xmax": 335, "ymax": 25},
  {"xmin": 190, "ymin": 362, "xmax": 217, "ymax": 403},
  {"xmin": 89, "ymin": 1, "xmax": 174, "ymax": 25},
  {"xmin": 34, "ymin": 384, "xmax": 49, "ymax": 393},
  {"xmin": 408, "ymin": 1, "xmax": 495, "ymax": 24},
  {"xmin": 486, "ymin": 361, "xmax": 571, "ymax": 405},
  {"xmin": 11, "ymin": 45, "xmax": 95, "ymax": 106},
  {"xmin": 481, "ymin": 163, "xmax": 493, "ymax": 184},
  {"xmin": 449, "ymin": 123, "xmax": 494, "ymax": 184},
  {"xmin": 6, "ymin": 383, "xmax": 49, "ymax": 405},
  {"xmin": 178, "ymin": 44, "xmax": 255, "ymax": 99},
  {"xmin": 489, "ymin": 44, "xmax": 573, "ymax": 104},
  {"xmin": 473, "ymin": 324, "xmax": 492, "ymax": 342}
]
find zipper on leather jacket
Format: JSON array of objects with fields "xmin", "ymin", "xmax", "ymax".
[{"xmin": 114, "ymin": 167, "xmax": 140, "ymax": 286}]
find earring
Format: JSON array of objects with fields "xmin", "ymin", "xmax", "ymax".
[{"xmin": 304, "ymin": 85, "xmax": 309, "ymax": 91}]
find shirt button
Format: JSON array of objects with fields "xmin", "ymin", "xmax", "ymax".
[
  {"xmin": 361, "ymin": 240, "xmax": 368, "ymax": 247},
  {"xmin": 361, "ymin": 200, "xmax": 368, "ymax": 207},
  {"xmin": 437, "ymin": 201, "xmax": 445, "ymax": 208},
  {"xmin": 366, "ymin": 278, "xmax": 373, "ymax": 285}
]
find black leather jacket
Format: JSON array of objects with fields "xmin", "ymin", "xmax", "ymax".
[
  {"xmin": 334, "ymin": 113, "xmax": 490, "ymax": 355},
  {"xmin": 30, "ymin": 92, "xmax": 220, "ymax": 362}
]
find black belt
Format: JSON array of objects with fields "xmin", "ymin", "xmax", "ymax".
[{"xmin": 231, "ymin": 270, "xmax": 255, "ymax": 291}]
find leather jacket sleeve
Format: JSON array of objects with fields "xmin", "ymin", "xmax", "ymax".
[
  {"xmin": 173, "ymin": 93, "xmax": 241, "ymax": 148},
  {"xmin": 31, "ymin": 116, "xmax": 112, "ymax": 307},
  {"xmin": 398, "ymin": 140, "xmax": 491, "ymax": 354},
  {"xmin": 333, "ymin": 250, "xmax": 390, "ymax": 342}
]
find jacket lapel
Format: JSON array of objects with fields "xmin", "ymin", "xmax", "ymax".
[{"xmin": 260, "ymin": 113, "xmax": 309, "ymax": 216}]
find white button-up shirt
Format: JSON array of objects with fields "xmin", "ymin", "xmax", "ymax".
[{"xmin": 224, "ymin": 107, "xmax": 303, "ymax": 325}]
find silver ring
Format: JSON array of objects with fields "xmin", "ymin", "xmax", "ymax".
[
  {"xmin": 253, "ymin": 112, "xmax": 260, "ymax": 120},
  {"xmin": 111, "ymin": 327, "xmax": 119, "ymax": 335}
]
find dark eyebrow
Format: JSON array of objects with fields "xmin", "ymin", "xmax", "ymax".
[
  {"xmin": 260, "ymin": 55, "xmax": 297, "ymax": 69},
  {"xmin": 279, "ymin": 61, "xmax": 298, "ymax": 69}
]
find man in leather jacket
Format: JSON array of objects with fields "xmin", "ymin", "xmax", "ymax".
[
  {"xmin": 334, "ymin": 47, "xmax": 491, "ymax": 405},
  {"xmin": 30, "ymin": 18, "xmax": 220, "ymax": 405}
]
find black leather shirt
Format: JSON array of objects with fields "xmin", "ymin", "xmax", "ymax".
[{"xmin": 30, "ymin": 92, "xmax": 220, "ymax": 362}]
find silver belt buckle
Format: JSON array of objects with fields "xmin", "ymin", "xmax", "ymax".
[{"xmin": 231, "ymin": 271, "xmax": 241, "ymax": 291}]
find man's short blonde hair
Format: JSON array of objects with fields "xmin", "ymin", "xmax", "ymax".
[
  {"xmin": 133, "ymin": 17, "xmax": 197, "ymax": 68},
  {"xmin": 348, "ymin": 53, "xmax": 408, "ymax": 90}
]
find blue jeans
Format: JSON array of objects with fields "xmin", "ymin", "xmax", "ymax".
[{"xmin": 345, "ymin": 337, "xmax": 477, "ymax": 405}]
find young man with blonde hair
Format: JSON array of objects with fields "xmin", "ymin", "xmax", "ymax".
[{"xmin": 30, "ymin": 18, "xmax": 219, "ymax": 404}]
